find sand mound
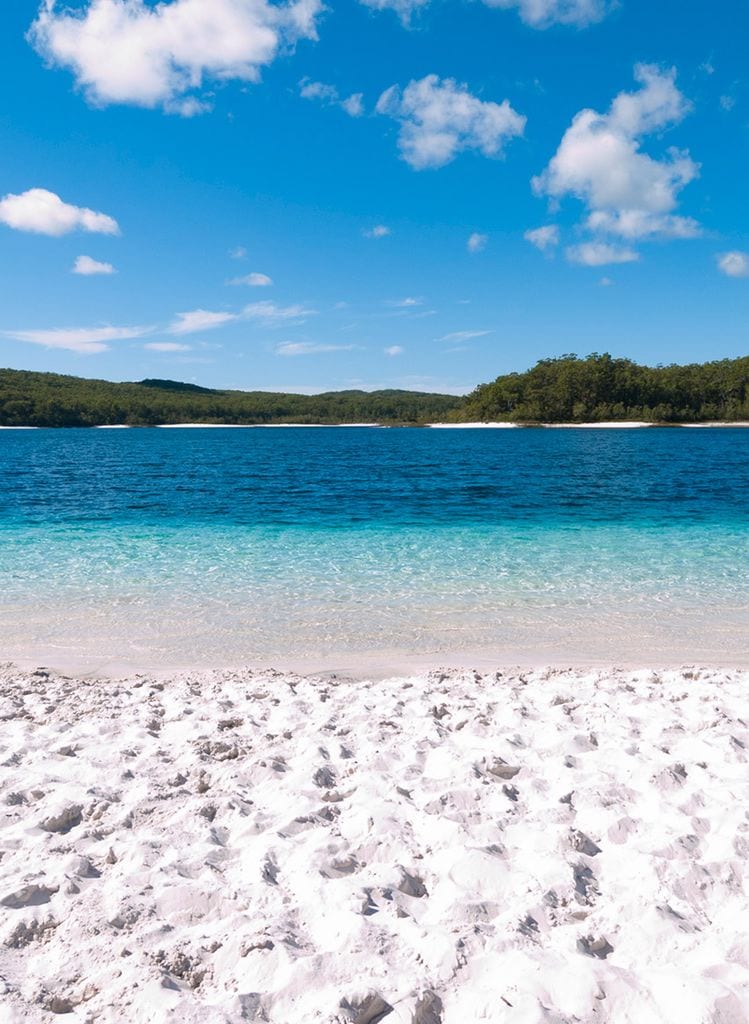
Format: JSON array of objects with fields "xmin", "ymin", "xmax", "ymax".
[{"xmin": 1, "ymin": 665, "xmax": 748, "ymax": 1022}]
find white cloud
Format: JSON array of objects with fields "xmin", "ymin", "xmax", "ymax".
[
  {"xmin": 387, "ymin": 296, "xmax": 422, "ymax": 308},
  {"xmin": 169, "ymin": 309, "xmax": 238, "ymax": 335},
  {"xmin": 360, "ymin": 0, "xmax": 610, "ymax": 27},
  {"xmin": 243, "ymin": 300, "xmax": 316, "ymax": 323},
  {"xmin": 717, "ymin": 251, "xmax": 749, "ymax": 278},
  {"xmin": 534, "ymin": 65, "xmax": 699, "ymax": 247},
  {"xmin": 358, "ymin": 0, "xmax": 430, "ymax": 25},
  {"xmin": 585, "ymin": 209, "xmax": 701, "ymax": 240},
  {"xmin": 467, "ymin": 232, "xmax": 488, "ymax": 253},
  {"xmin": 566, "ymin": 242, "xmax": 639, "ymax": 266},
  {"xmin": 3, "ymin": 323, "xmax": 151, "ymax": 354},
  {"xmin": 73, "ymin": 254, "xmax": 116, "ymax": 275},
  {"xmin": 300, "ymin": 79, "xmax": 364, "ymax": 117},
  {"xmin": 340, "ymin": 93, "xmax": 365, "ymax": 117},
  {"xmin": 144, "ymin": 341, "xmax": 193, "ymax": 351},
  {"xmin": 167, "ymin": 301, "xmax": 314, "ymax": 336},
  {"xmin": 0, "ymin": 188, "xmax": 119, "ymax": 236},
  {"xmin": 482, "ymin": 0, "xmax": 611, "ymax": 28},
  {"xmin": 363, "ymin": 224, "xmax": 391, "ymax": 238},
  {"xmin": 524, "ymin": 224, "xmax": 559, "ymax": 251},
  {"xmin": 376, "ymin": 74, "xmax": 525, "ymax": 170},
  {"xmin": 599, "ymin": 276, "xmax": 614, "ymax": 286},
  {"xmin": 228, "ymin": 271, "xmax": 273, "ymax": 286},
  {"xmin": 275, "ymin": 342, "xmax": 355, "ymax": 356},
  {"xmin": 230, "ymin": 245, "xmax": 247, "ymax": 259},
  {"xmin": 30, "ymin": 0, "xmax": 323, "ymax": 114},
  {"xmin": 384, "ymin": 345, "xmax": 404, "ymax": 356},
  {"xmin": 438, "ymin": 330, "xmax": 492, "ymax": 342}
]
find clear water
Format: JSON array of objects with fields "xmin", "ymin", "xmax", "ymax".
[{"xmin": 1, "ymin": 427, "xmax": 747, "ymax": 670}]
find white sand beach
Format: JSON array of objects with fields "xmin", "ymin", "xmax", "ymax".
[{"xmin": 2, "ymin": 663, "xmax": 748, "ymax": 1023}]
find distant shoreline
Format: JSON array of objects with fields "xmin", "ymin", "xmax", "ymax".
[{"xmin": 4, "ymin": 421, "xmax": 749, "ymax": 430}]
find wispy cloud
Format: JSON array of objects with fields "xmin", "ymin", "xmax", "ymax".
[
  {"xmin": 360, "ymin": 0, "xmax": 611, "ymax": 28},
  {"xmin": 0, "ymin": 188, "xmax": 119, "ymax": 237},
  {"xmin": 363, "ymin": 224, "xmax": 391, "ymax": 238},
  {"xmin": 438, "ymin": 330, "xmax": 492, "ymax": 343},
  {"xmin": 244, "ymin": 301, "xmax": 317, "ymax": 324},
  {"xmin": 228, "ymin": 272, "xmax": 273, "ymax": 287},
  {"xmin": 168, "ymin": 309, "xmax": 238, "ymax": 335},
  {"xmin": 384, "ymin": 345, "xmax": 404, "ymax": 356},
  {"xmin": 3, "ymin": 324, "xmax": 152, "ymax": 355},
  {"xmin": 386, "ymin": 296, "xmax": 423, "ymax": 308},
  {"xmin": 566, "ymin": 242, "xmax": 640, "ymax": 266},
  {"xmin": 467, "ymin": 232, "xmax": 487, "ymax": 253},
  {"xmin": 300, "ymin": 79, "xmax": 364, "ymax": 117},
  {"xmin": 524, "ymin": 225, "xmax": 559, "ymax": 251},
  {"xmin": 73, "ymin": 255, "xmax": 116, "ymax": 275},
  {"xmin": 144, "ymin": 341, "xmax": 192, "ymax": 352},
  {"xmin": 275, "ymin": 342, "xmax": 356, "ymax": 356}
]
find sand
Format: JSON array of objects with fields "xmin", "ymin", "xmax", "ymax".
[{"xmin": 2, "ymin": 663, "xmax": 749, "ymax": 1023}]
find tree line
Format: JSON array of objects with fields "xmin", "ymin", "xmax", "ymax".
[
  {"xmin": 0, "ymin": 371, "xmax": 461, "ymax": 426},
  {"xmin": 463, "ymin": 353, "xmax": 749, "ymax": 423},
  {"xmin": 1, "ymin": 353, "xmax": 749, "ymax": 426}
]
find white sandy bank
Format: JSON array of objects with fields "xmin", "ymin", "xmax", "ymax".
[{"xmin": 1, "ymin": 665, "xmax": 748, "ymax": 1023}]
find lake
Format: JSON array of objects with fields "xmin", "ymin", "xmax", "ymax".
[{"xmin": 1, "ymin": 427, "xmax": 748, "ymax": 672}]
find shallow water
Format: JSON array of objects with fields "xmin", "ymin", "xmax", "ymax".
[{"xmin": 1, "ymin": 427, "xmax": 747, "ymax": 669}]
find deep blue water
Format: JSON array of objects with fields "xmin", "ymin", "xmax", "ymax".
[
  {"xmin": 1, "ymin": 427, "xmax": 748, "ymax": 667},
  {"xmin": 2, "ymin": 426, "xmax": 749, "ymax": 526}
]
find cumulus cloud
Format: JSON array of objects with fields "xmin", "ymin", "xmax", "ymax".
[
  {"xmin": 717, "ymin": 251, "xmax": 749, "ymax": 278},
  {"xmin": 467, "ymin": 232, "xmax": 488, "ymax": 253},
  {"xmin": 524, "ymin": 225, "xmax": 559, "ymax": 251},
  {"xmin": 275, "ymin": 341, "xmax": 355, "ymax": 356},
  {"xmin": 482, "ymin": 0, "xmax": 611, "ymax": 28},
  {"xmin": 300, "ymin": 79, "xmax": 364, "ymax": 117},
  {"xmin": 340, "ymin": 93, "xmax": 365, "ymax": 117},
  {"xmin": 73, "ymin": 254, "xmax": 116, "ymax": 275},
  {"xmin": 30, "ymin": 0, "xmax": 323, "ymax": 114},
  {"xmin": 169, "ymin": 309, "xmax": 238, "ymax": 335},
  {"xmin": 0, "ymin": 188, "xmax": 119, "ymax": 236},
  {"xmin": 363, "ymin": 224, "xmax": 391, "ymax": 238},
  {"xmin": 534, "ymin": 65, "xmax": 700, "ymax": 249},
  {"xmin": 384, "ymin": 345, "xmax": 404, "ymax": 355},
  {"xmin": 376, "ymin": 74, "xmax": 525, "ymax": 170},
  {"xmin": 228, "ymin": 272, "xmax": 273, "ymax": 286},
  {"xmin": 566, "ymin": 242, "xmax": 639, "ymax": 266},
  {"xmin": 144, "ymin": 341, "xmax": 192, "ymax": 351},
  {"xmin": 3, "ymin": 323, "xmax": 151, "ymax": 354}
]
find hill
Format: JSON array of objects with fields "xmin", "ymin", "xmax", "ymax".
[
  {"xmin": 0, "ymin": 369, "xmax": 461, "ymax": 427},
  {"xmin": 463, "ymin": 353, "xmax": 749, "ymax": 424},
  {"xmin": 2, "ymin": 354, "xmax": 749, "ymax": 426}
]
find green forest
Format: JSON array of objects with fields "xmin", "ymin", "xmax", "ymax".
[
  {"xmin": 0, "ymin": 370, "xmax": 461, "ymax": 426},
  {"xmin": 463, "ymin": 353, "xmax": 749, "ymax": 423},
  {"xmin": 1, "ymin": 353, "xmax": 749, "ymax": 426}
]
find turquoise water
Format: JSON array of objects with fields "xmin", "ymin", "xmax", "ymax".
[{"xmin": 1, "ymin": 427, "xmax": 748, "ymax": 668}]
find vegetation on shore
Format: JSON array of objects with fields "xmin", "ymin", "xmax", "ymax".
[
  {"xmin": 464, "ymin": 353, "xmax": 749, "ymax": 423},
  {"xmin": 1, "ymin": 353, "xmax": 749, "ymax": 426}
]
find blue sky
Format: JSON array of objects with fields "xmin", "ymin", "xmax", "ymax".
[{"xmin": 1, "ymin": 0, "xmax": 748, "ymax": 394}]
